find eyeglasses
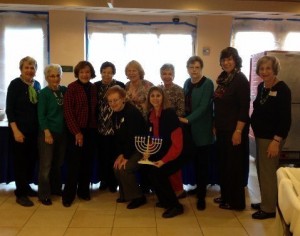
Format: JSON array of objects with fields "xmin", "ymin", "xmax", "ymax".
[
  {"xmin": 48, "ymin": 74, "xmax": 61, "ymax": 79},
  {"xmin": 107, "ymin": 98, "xmax": 121, "ymax": 104}
]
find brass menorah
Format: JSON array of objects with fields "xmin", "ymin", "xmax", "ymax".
[{"xmin": 135, "ymin": 135, "xmax": 163, "ymax": 165}]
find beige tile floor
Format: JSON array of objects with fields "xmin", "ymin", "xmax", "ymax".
[{"xmin": 0, "ymin": 157, "xmax": 278, "ymax": 236}]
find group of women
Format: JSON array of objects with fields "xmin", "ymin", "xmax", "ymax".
[{"xmin": 6, "ymin": 46, "xmax": 291, "ymax": 220}]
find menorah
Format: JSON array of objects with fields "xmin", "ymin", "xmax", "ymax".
[{"xmin": 135, "ymin": 135, "xmax": 163, "ymax": 165}]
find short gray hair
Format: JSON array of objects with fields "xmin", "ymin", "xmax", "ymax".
[
  {"xmin": 44, "ymin": 64, "xmax": 63, "ymax": 78},
  {"xmin": 19, "ymin": 56, "xmax": 37, "ymax": 70},
  {"xmin": 160, "ymin": 63, "xmax": 175, "ymax": 76}
]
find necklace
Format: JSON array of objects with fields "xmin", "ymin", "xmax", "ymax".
[
  {"xmin": 52, "ymin": 88, "xmax": 63, "ymax": 106},
  {"xmin": 259, "ymin": 78, "xmax": 276, "ymax": 105}
]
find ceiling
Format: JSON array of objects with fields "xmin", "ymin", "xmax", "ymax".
[{"xmin": 1, "ymin": 1, "xmax": 300, "ymax": 20}]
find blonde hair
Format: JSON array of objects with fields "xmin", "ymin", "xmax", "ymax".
[
  {"xmin": 125, "ymin": 60, "xmax": 145, "ymax": 80},
  {"xmin": 19, "ymin": 56, "xmax": 37, "ymax": 70},
  {"xmin": 256, "ymin": 55, "xmax": 281, "ymax": 76}
]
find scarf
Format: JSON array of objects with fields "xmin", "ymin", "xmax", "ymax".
[
  {"xmin": 28, "ymin": 85, "xmax": 38, "ymax": 104},
  {"xmin": 214, "ymin": 69, "xmax": 238, "ymax": 99}
]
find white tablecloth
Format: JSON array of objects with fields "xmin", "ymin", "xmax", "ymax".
[{"xmin": 277, "ymin": 167, "xmax": 300, "ymax": 236}]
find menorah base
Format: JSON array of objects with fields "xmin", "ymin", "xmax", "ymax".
[{"xmin": 138, "ymin": 159, "xmax": 155, "ymax": 165}]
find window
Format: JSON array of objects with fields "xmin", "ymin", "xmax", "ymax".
[
  {"xmin": 0, "ymin": 12, "xmax": 48, "ymax": 110},
  {"xmin": 87, "ymin": 20, "xmax": 195, "ymax": 86},
  {"xmin": 233, "ymin": 32, "xmax": 275, "ymax": 79},
  {"xmin": 283, "ymin": 32, "xmax": 300, "ymax": 51}
]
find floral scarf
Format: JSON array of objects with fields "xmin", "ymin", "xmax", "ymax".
[{"xmin": 214, "ymin": 69, "xmax": 238, "ymax": 99}]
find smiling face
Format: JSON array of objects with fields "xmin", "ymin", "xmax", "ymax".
[
  {"xmin": 161, "ymin": 69, "xmax": 174, "ymax": 87},
  {"xmin": 220, "ymin": 56, "xmax": 236, "ymax": 74},
  {"xmin": 126, "ymin": 65, "xmax": 140, "ymax": 83},
  {"xmin": 107, "ymin": 92, "xmax": 125, "ymax": 112},
  {"xmin": 20, "ymin": 61, "xmax": 36, "ymax": 82},
  {"xmin": 46, "ymin": 69, "xmax": 61, "ymax": 90},
  {"xmin": 258, "ymin": 60, "xmax": 276, "ymax": 83},
  {"xmin": 78, "ymin": 65, "xmax": 92, "ymax": 84},
  {"xmin": 149, "ymin": 89, "xmax": 163, "ymax": 110}
]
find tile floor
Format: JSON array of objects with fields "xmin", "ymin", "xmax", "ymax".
[{"xmin": 0, "ymin": 157, "xmax": 279, "ymax": 236}]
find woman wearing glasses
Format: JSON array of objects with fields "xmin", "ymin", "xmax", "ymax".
[{"xmin": 37, "ymin": 64, "xmax": 67, "ymax": 205}]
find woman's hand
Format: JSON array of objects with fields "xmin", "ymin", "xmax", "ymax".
[
  {"xmin": 178, "ymin": 117, "xmax": 188, "ymax": 124},
  {"xmin": 153, "ymin": 160, "xmax": 164, "ymax": 168},
  {"xmin": 13, "ymin": 129, "xmax": 25, "ymax": 143},
  {"xmin": 267, "ymin": 140, "xmax": 280, "ymax": 158},
  {"xmin": 44, "ymin": 129, "xmax": 53, "ymax": 144},
  {"xmin": 232, "ymin": 130, "xmax": 241, "ymax": 146},
  {"xmin": 119, "ymin": 158, "xmax": 128, "ymax": 170},
  {"xmin": 75, "ymin": 132, "xmax": 83, "ymax": 147},
  {"xmin": 114, "ymin": 154, "xmax": 125, "ymax": 169}
]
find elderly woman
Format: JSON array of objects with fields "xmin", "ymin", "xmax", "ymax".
[
  {"xmin": 37, "ymin": 64, "xmax": 67, "ymax": 205},
  {"xmin": 6, "ymin": 56, "xmax": 41, "ymax": 207},
  {"xmin": 62, "ymin": 61, "xmax": 98, "ymax": 207},
  {"xmin": 251, "ymin": 56, "xmax": 291, "ymax": 219},
  {"xmin": 143, "ymin": 86, "xmax": 184, "ymax": 218},
  {"xmin": 125, "ymin": 60, "xmax": 153, "ymax": 119},
  {"xmin": 213, "ymin": 47, "xmax": 250, "ymax": 211},
  {"xmin": 159, "ymin": 63, "xmax": 185, "ymax": 199},
  {"xmin": 95, "ymin": 61, "xmax": 125, "ymax": 192},
  {"xmin": 179, "ymin": 56, "xmax": 214, "ymax": 211},
  {"xmin": 107, "ymin": 85, "xmax": 147, "ymax": 209}
]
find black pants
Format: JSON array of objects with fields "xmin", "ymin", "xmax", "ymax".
[
  {"xmin": 97, "ymin": 134, "xmax": 117, "ymax": 188},
  {"xmin": 194, "ymin": 144, "xmax": 212, "ymax": 200},
  {"xmin": 63, "ymin": 128, "xmax": 96, "ymax": 203},
  {"xmin": 216, "ymin": 131, "xmax": 247, "ymax": 209},
  {"xmin": 12, "ymin": 132, "xmax": 38, "ymax": 197},
  {"xmin": 143, "ymin": 157, "xmax": 184, "ymax": 208}
]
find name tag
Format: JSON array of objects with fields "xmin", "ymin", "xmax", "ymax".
[{"xmin": 269, "ymin": 91, "xmax": 277, "ymax": 96}]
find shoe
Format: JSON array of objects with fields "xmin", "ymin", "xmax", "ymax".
[
  {"xmin": 78, "ymin": 194, "xmax": 91, "ymax": 201},
  {"xmin": 40, "ymin": 198, "xmax": 52, "ymax": 206},
  {"xmin": 127, "ymin": 196, "xmax": 147, "ymax": 209},
  {"xmin": 219, "ymin": 203, "xmax": 233, "ymax": 210},
  {"xmin": 162, "ymin": 205, "xmax": 184, "ymax": 218},
  {"xmin": 251, "ymin": 203, "xmax": 261, "ymax": 210},
  {"xmin": 187, "ymin": 188, "xmax": 197, "ymax": 195},
  {"xmin": 156, "ymin": 202, "xmax": 167, "ymax": 209},
  {"xmin": 213, "ymin": 197, "xmax": 224, "ymax": 204},
  {"xmin": 27, "ymin": 189, "xmax": 38, "ymax": 197},
  {"xmin": 108, "ymin": 185, "xmax": 117, "ymax": 193},
  {"xmin": 99, "ymin": 181, "xmax": 108, "ymax": 190},
  {"xmin": 62, "ymin": 200, "xmax": 71, "ymax": 207},
  {"xmin": 197, "ymin": 199, "xmax": 206, "ymax": 210},
  {"xmin": 177, "ymin": 190, "xmax": 187, "ymax": 199},
  {"xmin": 16, "ymin": 196, "xmax": 34, "ymax": 207},
  {"xmin": 252, "ymin": 210, "xmax": 275, "ymax": 219}
]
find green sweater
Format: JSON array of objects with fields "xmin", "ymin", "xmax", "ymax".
[
  {"xmin": 38, "ymin": 86, "xmax": 67, "ymax": 134},
  {"xmin": 183, "ymin": 76, "xmax": 214, "ymax": 146}
]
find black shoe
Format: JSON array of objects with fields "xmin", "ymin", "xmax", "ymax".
[
  {"xmin": 16, "ymin": 196, "xmax": 34, "ymax": 207},
  {"xmin": 27, "ymin": 189, "xmax": 38, "ymax": 197},
  {"xmin": 177, "ymin": 190, "xmax": 187, "ymax": 199},
  {"xmin": 213, "ymin": 197, "xmax": 224, "ymax": 204},
  {"xmin": 219, "ymin": 203, "xmax": 233, "ymax": 210},
  {"xmin": 40, "ymin": 198, "xmax": 52, "ymax": 206},
  {"xmin": 99, "ymin": 181, "xmax": 108, "ymax": 190},
  {"xmin": 62, "ymin": 200, "xmax": 72, "ymax": 207},
  {"xmin": 78, "ymin": 194, "xmax": 91, "ymax": 201},
  {"xmin": 251, "ymin": 203, "xmax": 261, "ymax": 210},
  {"xmin": 127, "ymin": 196, "xmax": 147, "ymax": 209},
  {"xmin": 187, "ymin": 188, "xmax": 197, "ymax": 195},
  {"xmin": 252, "ymin": 210, "xmax": 275, "ymax": 219},
  {"xmin": 219, "ymin": 203, "xmax": 244, "ymax": 211},
  {"xmin": 162, "ymin": 205, "xmax": 184, "ymax": 218},
  {"xmin": 108, "ymin": 185, "xmax": 117, "ymax": 193},
  {"xmin": 197, "ymin": 199, "xmax": 206, "ymax": 210}
]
